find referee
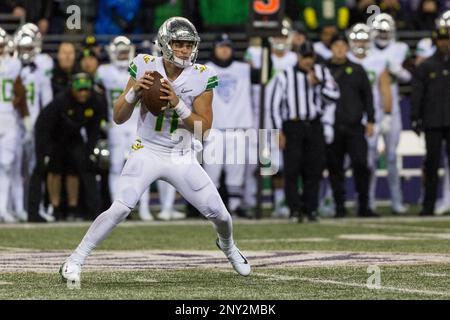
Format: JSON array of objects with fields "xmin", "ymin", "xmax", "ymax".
[{"xmin": 269, "ymin": 40, "xmax": 340, "ymax": 222}]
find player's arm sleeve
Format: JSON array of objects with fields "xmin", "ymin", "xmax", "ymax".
[
  {"xmin": 320, "ymin": 66, "xmax": 340, "ymax": 104},
  {"xmin": 40, "ymin": 73, "xmax": 53, "ymax": 108},
  {"xmin": 205, "ymin": 67, "xmax": 219, "ymax": 92},
  {"xmin": 268, "ymin": 75, "xmax": 285, "ymax": 130},
  {"xmin": 128, "ymin": 56, "xmax": 140, "ymax": 80},
  {"xmin": 411, "ymin": 64, "xmax": 427, "ymax": 122},
  {"xmin": 321, "ymin": 102, "xmax": 335, "ymax": 128},
  {"xmin": 360, "ymin": 66, "xmax": 375, "ymax": 123}
]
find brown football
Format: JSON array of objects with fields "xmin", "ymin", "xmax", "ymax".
[{"xmin": 140, "ymin": 71, "xmax": 169, "ymax": 116}]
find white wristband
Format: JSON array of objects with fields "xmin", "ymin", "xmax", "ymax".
[
  {"xmin": 173, "ymin": 99, "xmax": 192, "ymax": 119},
  {"xmin": 125, "ymin": 87, "xmax": 138, "ymax": 104}
]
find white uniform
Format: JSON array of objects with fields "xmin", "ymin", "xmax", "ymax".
[
  {"xmin": 349, "ymin": 51, "xmax": 392, "ymax": 211},
  {"xmin": 114, "ymin": 54, "xmax": 222, "ymax": 215},
  {"xmin": 35, "ymin": 53, "xmax": 54, "ymax": 80},
  {"xmin": 0, "ymin": 55, "xmax": 21, "ymax": 218},
  {"xmin": 370, "ymin": 42, "xmax": 410, "ymax": 211},
  {"xmin": 203, "ymin": 60, "xmax": 253, "ymax": 212},
  {"xmin": 10, "ymin": 59, "xmax": 53, "ymax": 216}
]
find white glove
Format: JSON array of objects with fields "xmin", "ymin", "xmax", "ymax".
[
  {"xmin": 323, "ymin": 125, "xmax": 334, "ymax": 144},
  {"xmin": 192, "ymin": 138, "xmax": 203, "ymax": 152},
  {"xmin": 22, "ymin": 116, "xmax": 33, "ymax": 144},
  {"xmin": 380, "ymin": 114, "xmax": 392, "ymax": 134},
  {"xmin": 388, "ymin": 63, "xmax": 411, "ymax": 82}
]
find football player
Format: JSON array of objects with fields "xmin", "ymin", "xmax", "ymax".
[
  {"xmin": 9, "ymin": 24, "xmax": 53, "ymax": 221},
  {"xmin": 60, "ymin": 17, "xmax": 251, "ymax": 284},
  {"xmin": 368, "ymin": 13, "xmax": 411, "ymax": 214},
  {"xmin": 98, "ymin": 36, "xmax": 186, "ymax": 221},
  {"xmin": 0, "ymin": 27, "xmax": 30, "ymax": 223},
  {"xmin": 347, "ymin": 23, "xmax": 394, "ymax": 217}
]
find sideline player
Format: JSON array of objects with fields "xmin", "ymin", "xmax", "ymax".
[{"xmin": 60, "ymin": 17, "xmax": 251, "ymax": 284}]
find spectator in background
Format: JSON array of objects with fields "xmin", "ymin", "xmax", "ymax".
[
  {"xmin": 80, "ymin": 47, "xmax": 99, "ymax": 76},
  {"xmin": 52, "ymin": 42, "xmax": 78, "ymax": 95},
  {"xmin": 95, "ymin": 0, "xmax": 142, "ymax": 35},
  {"xmin": 8, "ymin": 0, "xmax": 52, "ymax": 34},
  {"xmin": 413, "ymin": 0, "xmax": 441, "ymax": 30},
  {"xmin": 379, "ymin": 0, "xmax": 411, "ymax": 30},
  {"xmin": 349, "ymin": 0, "xmax": 377, "ymax": 26},
  {"xmin": 300, "ymin": 0, "xmax": 350, "ymax": 31},
  {"xmin": 199, "ymin": 0, "xmax": 250, "ymax": 32},
  {"xmin": 291, "ymin": 28, "xmax": 308, "ymax": 53}
]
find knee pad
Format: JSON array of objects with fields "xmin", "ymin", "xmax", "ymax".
[
  {"xmin": 107, "ymin": 201, "xmax": 132, "ymax": 224},
  {"xmin": 204, "ymin": 193, "xmax": 229, "ymax": 223}
]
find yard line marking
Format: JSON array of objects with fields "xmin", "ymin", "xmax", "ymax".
[
  {"xmin": 250, "ymin": 272, "xmax": 450, "ymax": 297},
  {"xmin": 240, "ymin": 238, "xmax": 330, "ymax": 243}
]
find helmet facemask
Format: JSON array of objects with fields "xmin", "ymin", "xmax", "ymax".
[
  {"xmin": 371, "ymin": 14, "xmax": 396, "ymax": 48},
  {"xmin": 13, "ymin": 25, "xmax": 42, "ymax": 64},
  {"xmin": 348, "ymin": 23, "xmax": 371, "ymax": 57}
]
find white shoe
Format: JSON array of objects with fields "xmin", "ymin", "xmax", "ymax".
[
  {"xmin": 435, "ymin": 203, "xmax": 450, "ymax": 215},
  {"xmin": 139, "ymin": 208, "xmax": 154, "ymax": 221},
  {"xmin": 14, "ymin": 211, "xmax": 28, "ymax": 222},
  {"xmin": 39, "ymin": 204, "xmax": 55, "ymax": 222},
  {"xmin": 216, "ymin": 239, "xmax": 251, "ymax": 277},
  {"xmin": 393, "ymin": 204, "xmax": 408, "ymax": 214},
  {"xmin": 0, "ymin": 211, "xmax": 17, "ymax": 223},
  {"xmin": 170, "ymin": 210, "xmax": 186, "ymax": 220},
  {"xmin": 157, "ymin": 210, "xmax": 172, "ymax": 221},
  {"xmin": 59, "ymin": 259, "xmax": 81, "ymax": 285},
  {"xmin": 271, "ymin": 206, "xmax": 290, "ymax": 218}
]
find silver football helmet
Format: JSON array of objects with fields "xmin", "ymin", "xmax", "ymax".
[
  {"xmin": 370, "ymin": 13, "xmax": 396, "ymax": 48},
  {"xmin": 155, "ymin": 17, "xmax": 200, "ymax": 68},
  {"xmin": 107, "ymin": 36, "xmax": 135, "ymax": 69},
  {"xmin": 0, "ymin": 28, "xmax": 8, "ymax": 57},
  {"xmin": 348, "ymin": 23, "xmax": 371, "ymax": 57},
  {"xmin": 437, "ymin": 10, "xmax": 450, "ymax": 29},
  {"xmin": 13, "ymin": 23, "xmax": 42, "ymax": 63}
]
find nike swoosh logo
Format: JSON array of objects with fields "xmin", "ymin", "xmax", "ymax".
[
  {"xmin": 238, "ymin": 251, "xmax": 249, "ymax": 264},
  {"xmin": 181, "ymin": 88, "xmax": 193, "ymax": 93}
]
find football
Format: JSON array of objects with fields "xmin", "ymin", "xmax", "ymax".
[{"xmin": 140, "ymin": 71, "xmax": 169, "ymax": 116}]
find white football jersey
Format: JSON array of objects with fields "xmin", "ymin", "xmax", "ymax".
[
  {"xmin": 35, "ymin": 53, "xmax": 54, "ymax": 79},
  {"xmin": 128, "ymin": 54, "xmax": 218, "ymax": 150},
  {"xmin": 205, "ymin": 61, "xmax": 253, "ymax": 129},
  {"xmin": 97, "ymin": 63, "xmax": 139, "ymax": 131},
  {"xmin": 0, "ymin": 55, "xmax": 21, "ymax": 115},
  {"xmin": 348, "ymin": 51, "xmax": 388, "ymax": 122},
  {"xmin": 20, "ymin": 63, "xmax": 53, "ymax": 124},
  {"xmin": 371, "ymin": 41, "xmax": 410, "ymax": 114}
]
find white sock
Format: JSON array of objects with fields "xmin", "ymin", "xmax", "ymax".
[
  {"xmin": 10, "ymin": 173, "xmax": 24, "ymax": 213},
  {"xmin": 139, "ymin": 188, "xmax": 150, "ymax": 213},
  {"xmin": 0, "ymin": 168, "xmax": 11, "ymax": 214},
  {"xmin": 158, "ymin": 180, "xmax": 175, "ymax": 212},
  {"xmin": 274, "ymin": 188, "xmax": 284, "ymax": 207},
  {"xmin": 69, "ymin": 201, "xmax": 131, "ymax": 265}
]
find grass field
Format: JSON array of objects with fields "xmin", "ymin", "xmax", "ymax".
[{"xmin": 1, "ymin": 212, "xmax": 450, "ymax": 300}]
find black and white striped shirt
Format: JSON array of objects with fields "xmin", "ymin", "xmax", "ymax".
[{"xmin": 268, "ymin": 63, "xmax": 340, "ymax": 129}]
